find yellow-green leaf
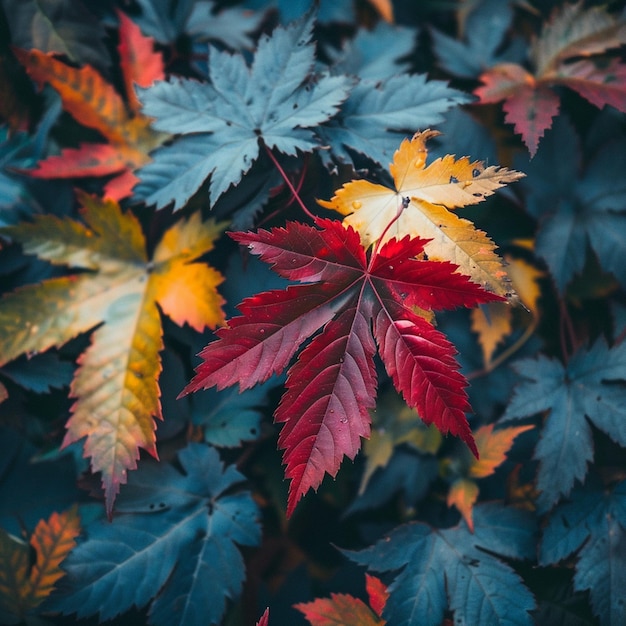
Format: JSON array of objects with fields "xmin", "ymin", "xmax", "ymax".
[
  {"xmin": 319, "ymin": 131, "xmax": 523, "ymax": 298},
  {"xmin": 0, "ymin": 193, "xmax": 226, "ymax": 513}
]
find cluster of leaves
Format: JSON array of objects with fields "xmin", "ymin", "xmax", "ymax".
[{"xmin": 0, "ymin": 1, "xmax": 625, "ymax": 625}]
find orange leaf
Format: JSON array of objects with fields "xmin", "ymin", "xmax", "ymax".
[
  {"xmin": 26, "ymin": 506, "xmax": 81, "ymax": 606},
  {"xmin": 26, "ymin": 143, "xmax": 129, "ymax": 179},
  {"xmin": 471, "ymin": 302, "xmax": 513, "ymax": 366},
  {"xmin": 470, "ymin": 424, "xmax": 534, "ymax": 479},
  {"xmin": 296, "ymin": 593, "xmax": 385, "ymax": 626},
  {"xmin": 117, "ymin": 10, "xmax": 164, "ymax": 113},
  {"xmin": 365, "ymin": 574, "xmax": 389, "ymax": 618},
  {"xmin": 366, "ymin": 0, "xmax": 394, "ymax": 22},
  {"xmin": 0, "ymin": 507, "xmax": 80, "ymax": 620},
  {"xmin": 447, "ymin": 478, "xmax": 479, "ymax": 532}
]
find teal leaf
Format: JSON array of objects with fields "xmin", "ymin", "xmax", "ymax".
[
  {"xmin": 431, "ymin": 0, "xmax": 524, "ymax": 79},
  {"xmin": 318, "ymin": 75, "xmax": 470, "ymax": 168},
  {"xmin": 1, "ymin": 352, "xmax": 73, "ymax": 393},
  {"xmin": 53, "ymin": 444, "xmax": 260, "ymax": 626},
  {"xmin": 540, "ymin": 478, "xmax": 626, "ymax": 625},
  {"xmin": 348, "ymin": 503, "xmax": 536, "ymax": 625},
  {"xmin": 328, "ymin": 21, "xmax": 417, "ymax": 80},
  {"xmin": 136, "ymin": 12, "xmax": 349, "ymax": 210},
  {"xmin": 503, "ymin": 339, "xmax": 626, "ymax": 511},
  {"xmin": 521, "ymin": 116, "xmax": 626, "ymax": 291},
  {"xmin": 192, "ymin": 379, "xmax": 278, "ymax": 447}
]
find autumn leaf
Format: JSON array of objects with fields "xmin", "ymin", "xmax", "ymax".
[
  {"xmin": 13, "ymin": 11, "xmax": 166, "ymax": 199},
  {"xmin": 471, "ymin": 256, "xmax": 544, "ymax": 366},
  {"xmin": 0, "ymin": 507, "xmax": 80, "ymax": 620},
  {"xmin": 182, "ymin": 218, "xmax": 502, "ymax": 515},
  {"xmin": 296, "ymin": 574, "xmax": 387, "ymax": 625},
  {"xmin": 319, "ymin": 130, "xmax": 523, "ymax": 299},
  {"xmin": 257, "ymin": 608, "xmax": 270, "ymax": 626},
  {"xmin": 475, "ymin": 2, "xmax": 626, "ymax": 155},
  {"xmin": 0, "ymin": 194, "xmax": 226, "ymax": 513},
  {"xmin": 446, "ymin": 423, "xmax": 533, "ymax": 530}
]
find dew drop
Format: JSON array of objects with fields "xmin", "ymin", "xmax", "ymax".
[
  {"xmin": 340, "ymin": 417, "xmax": 348, "ymax": 423},
  {"xmin": 259, "ymin": 329, "xmax": 265, "ymax": 334},
  {"xmin": 388, "ymin": 265, "xmax": 394, "ymax": 270},
  {"xmin": 352, "ymin": 201, "xmax": 362, "ymax": 210}
]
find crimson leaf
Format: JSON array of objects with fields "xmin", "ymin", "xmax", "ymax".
[{"xmin": 182, "ymin": 219, "xmax": 502, "ymax": 516}]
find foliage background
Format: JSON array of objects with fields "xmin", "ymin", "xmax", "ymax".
[{"xmin": 0, "ymin": 0, "xmax": 625, "ymax": 624}]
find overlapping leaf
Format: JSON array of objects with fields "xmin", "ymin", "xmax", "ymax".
[
  {"xmin": 13, "ymin": 11, "xmax": 166, "ymax": 199},
  {"xmin": 0, "ymin": 507, "xmax": 80, "ymax": 621},
  {"xmin": 446, "ymin": 423, "xmax": 533, "ymax": 530},
  {"xmin": 182, "ymin": 218, "xmax": 502, "ymax": 515},
  {"xmin": 296, "ymin": 574, "xmax": 388, "ymax": 625},
  {"xmin": 53, "ymin": 444, "xmax": 260, "ymax": 626},
  {"xmin": 521, "ymin": 115, "xmax": 626, "ymax": 292},
  {"xmin": 0, "ymin": 194, "xmax": 226, "ymax": 513},
  {"xmin": 135, "ymin": 12, "xmax": 349, "ymax": 210},
  {"xmin": 349, "ymin": 503, "xmax": 537, "ymax": 625},
  {"xmin": 475, "ymin": 2, "xmax": 626, "ymax": 155},
  {"xmin": 503, "ymin": 338, "xmax": 626, "ymax": 511},
  {"xmin": 540, "ymin": 478, "xmax": 626, "ymax": 625},
  {"xmin": 319, "ymin": 130, "xmax": 524, "ymax": 298}
]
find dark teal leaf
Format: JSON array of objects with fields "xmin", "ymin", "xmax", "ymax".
[
  {"xmin": 345, "ymin": 449, "xmax": 438, "ymax": 516},
  {"xmin": 349, "ymin": 503, "xmax": 537, "ymax": 625},
  {"xmin": 521, "ymin": 116, "xmax": 626, "ymax": 292},
  {"xmin": 540, "ymin": 479, "xmax": 626, "ymax": 625},
  {"xmin": 318, "ymin": 75, "xmax": 470, "ymax": 168},
  {"xmin": 328, "ymin": 22, "xmax": 417, "ymax": 80},
  {"xmin": 1, "ymin": 0, "xmax": 110, "ymax": 70},
  {"xmin": 431, "ymin": 0, "xmax": 524, "ymax": 79},
  {"xmin": 53, "ymin": 444, "xmax": 260, "ymax": 626},
  {"xmin": 132, "ymin": 0, "xmax": 195, "ymax": 43},
  {"xmin": 136, "ymin": 12, "xmax": 349, "ymax": 210},
  {"xmin": 1, "ymin": 352, "xmax": 73, "ymax": 393},
  {"xmin": 191, "ymin": 378, "xmax": 278, "ymax": 447},
  {"xmin": 503, "ymin": 339, "xmax": 626, "ymax": 511},
  {"xmin": 244, "ymin": 0, "xmax": 354, "ymax": 24}
]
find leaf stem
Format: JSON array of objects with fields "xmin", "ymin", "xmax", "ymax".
[
  {"xmin": 558, "ymin": 298, "xmax": 577, "ymax": 362},
  {"xmin": 264, "ymin": 144, "xmax": 317, "ymax": 222},
  {"xmin": 369, "ymin": 196, "xmax": 410, "ymax": 268}
]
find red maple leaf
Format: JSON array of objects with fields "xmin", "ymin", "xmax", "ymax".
[{"xmin": 181, "ymin": 219, "xmax": 503, "ymax": 515}]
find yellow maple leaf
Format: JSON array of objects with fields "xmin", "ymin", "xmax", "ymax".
[
  {"xmin": 0, "ymin": 194, "xmax": 226, "ymax": 513},
  {"xmin": 319, "ymin": 131, "xmax": 524, "ymax": 298}
]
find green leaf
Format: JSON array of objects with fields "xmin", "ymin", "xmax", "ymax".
[
  {"xmin": 136, "ymin": 12, "xmax": 349, "ymax": 209},
  {"xmin": 53, "ymin": 444, "xmax": 260, "ymax": 626},
  {"xmin": 541, "ymin": 478, "xmax": 626, "ymax": 625},
  {"xmin": 503, "ymin": 339, "xmax": 626, "ymax": 511},
  {"xmin": 349, "ymin": 503, "xmax": 537, "ymax": 625}
]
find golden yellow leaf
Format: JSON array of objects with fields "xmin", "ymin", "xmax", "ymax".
[
  {"xmin": 447, "ymin": 478, "xmax": 479, "ymax": 532},
  {"xmin": 504, "ymin": 256, "xmax": 544, "ymax": 319},
  {"xmin": 469, "ymin": 423, "xmax": 534, "ymax": 479},
  {"xmin": 319, "ymin": 131, "xmax": 524, "ymax": 297},
  {"xmin": 471, "ymin": 302, "xmax": 513, "ymax": 366}
]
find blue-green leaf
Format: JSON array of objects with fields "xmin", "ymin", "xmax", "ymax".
[
  {"xmin": 53, "ymin": 444, "xmax": 260, "ymax": 626},
  {"xmin": 503, "ymin": 339, "xmax": 626, "ymax": 511},
  {"xmin": 541, "ymin": 479, "xmax": 626, "ymax": 625},
  {"xmin": 136, "ymin": 12, "xmax": 349, "ymax": 210},
  {"xmin": 349, "ymin": 503, "xmax": 536, "ymax": 625}
]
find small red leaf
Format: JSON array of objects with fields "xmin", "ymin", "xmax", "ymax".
[
  {"xmin": 256, "ymin": 607, "xmax": 270, "ymax": 626},
  {"xmin": 117, "ymin": 10, "xmax": 165, "ymax": 113},
  {"xmin": 501, "ymin": 84, "xmax": 561, "ymax": 156},
  {"xmin": 365, "ymin": 574, "xmax": 389, "ymax": 618}
]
